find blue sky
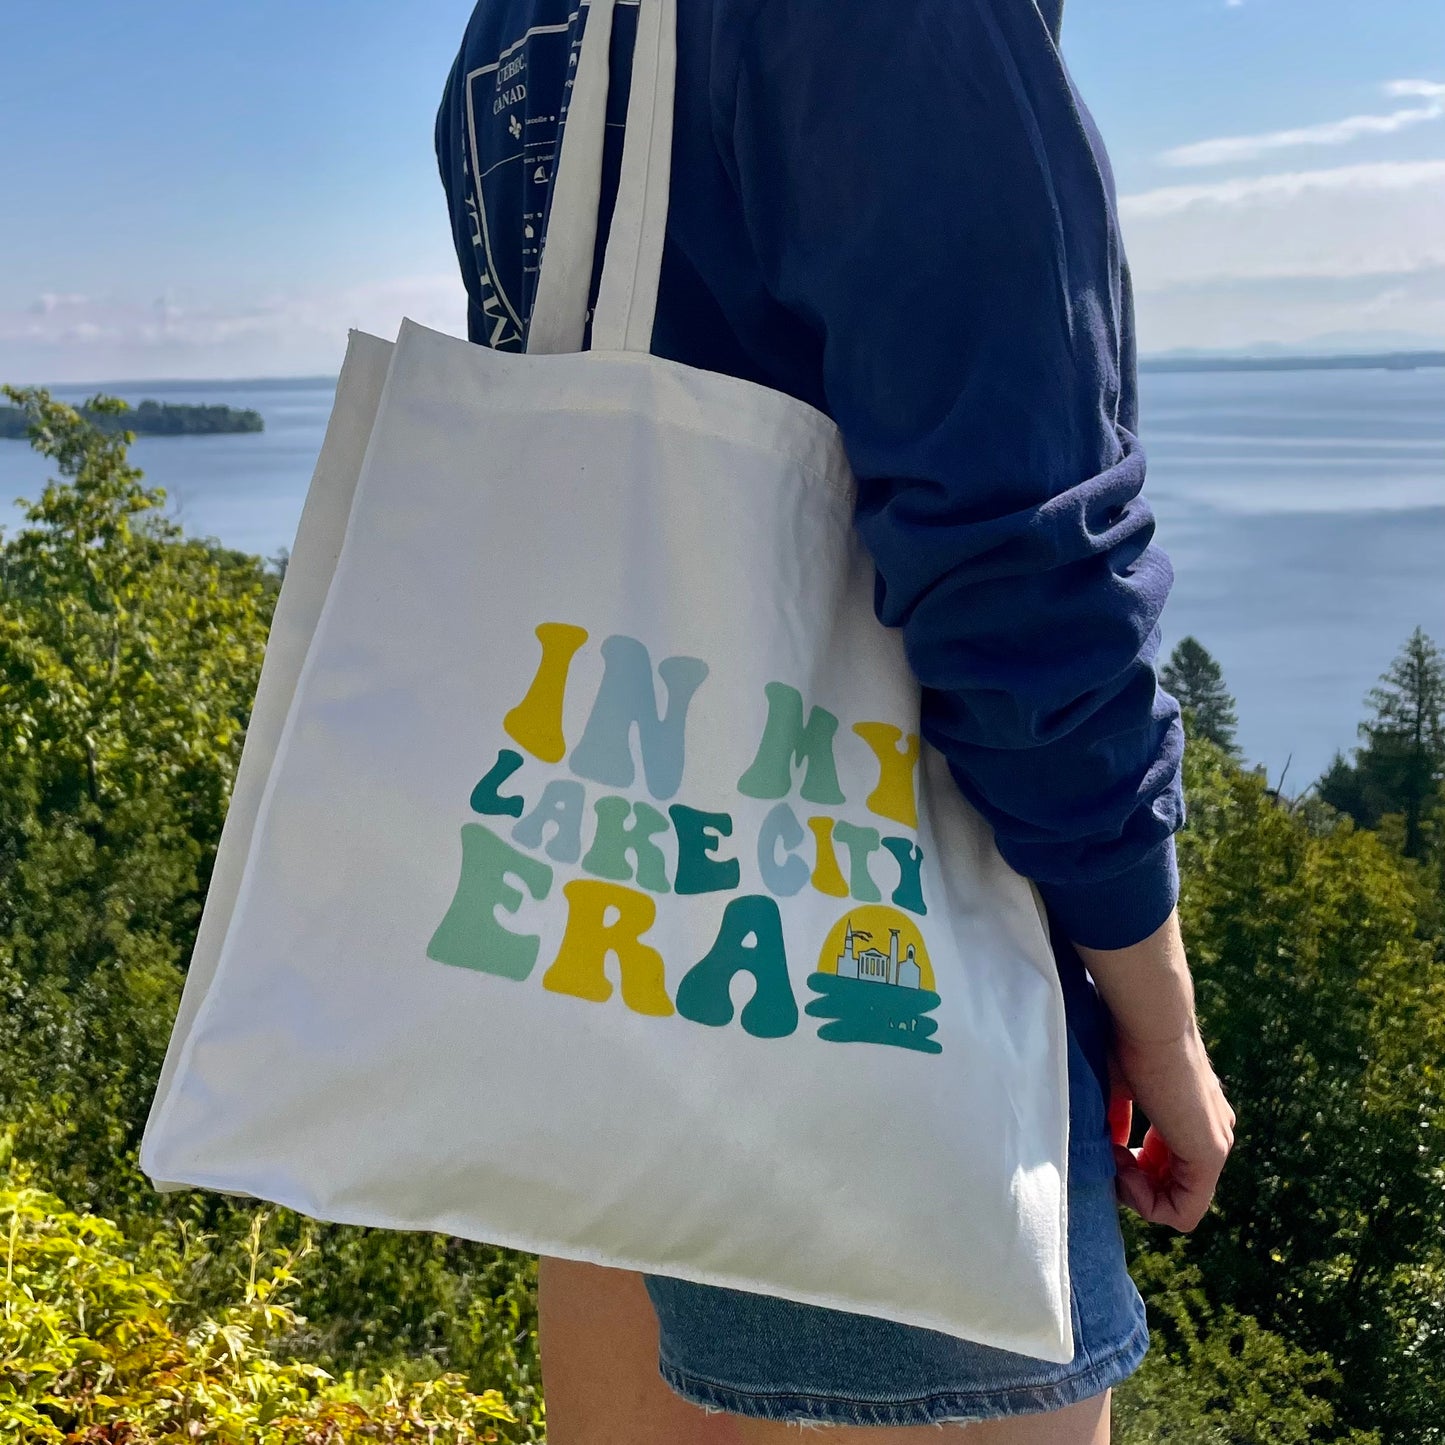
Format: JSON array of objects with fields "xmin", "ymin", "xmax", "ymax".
[{"xmin": 3, "ymin": 0, "xmax": 1442, "ymax": 380}]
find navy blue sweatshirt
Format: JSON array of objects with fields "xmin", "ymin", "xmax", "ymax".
[{"xmin": 437, "ymin": 0, "xmax": 1186, "ymax": 1162}]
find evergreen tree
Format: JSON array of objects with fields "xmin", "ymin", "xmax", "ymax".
[
  {"xmin": 1356, "ymin": 628, "xmax": 1445, "ymax": 860},
  {"xmin": 1317, "ymin": 750, "xmax": 1378, "ymax": 829},
  {"xmin": 1162, "ymin": 636, "xmax": 1240, "ymax": 755}
]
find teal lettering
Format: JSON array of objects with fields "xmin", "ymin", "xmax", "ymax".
[
  {"xmin": 676, "ymin": 895, "xmax": 798, "ymax": 1038},
  {"xmin": 670, "ymin": 805, "xmax": 740, "ymax": 895},
  {"xmin": 469, "ymin": 748, "xmax": 526, "ymax": 819},
  {"xmin": 882, "ymin": 836, "xmax": 927, "ymax": 916}
]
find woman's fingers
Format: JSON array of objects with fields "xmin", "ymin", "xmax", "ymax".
[
  {"xmin": 1106, "ymin": 1022, "xmax": 1235, "ymax": 1232},
  {"xmin": 1115, "ymin": 1126, "xmax": 1225, "ymax": 1230}
]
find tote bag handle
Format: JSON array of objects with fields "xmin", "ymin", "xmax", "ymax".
[{"xmin": 526, "ymin": 0, "xmax": 677, "ymax": 356}]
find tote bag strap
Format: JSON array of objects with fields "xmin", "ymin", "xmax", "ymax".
[
  {"xmin": 589, "ymin": 0, "xmax": 676, "ymax": 353},
  {"xmin": 526, "ymin": 0, "xmax": 676, "ymax": 356}
]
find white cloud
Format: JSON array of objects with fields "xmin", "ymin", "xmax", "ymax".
[
  {"xmin": 1119, "ymin": 153, "xmax": 1445, "ymax": 345},
  {"xmin": 0, "ymin": 276, "xmax": 469, "ymax": 383},
  {"xmin": 1132, "ymin": 267, "xmax": 1445, "ymax": 354},
  {"xmin": 1387, "ymin": 79, "xmax": 1445, "ymax": 100},
  {"xmin": 1121, "ymin": 158, "xmax": 1445, "ymax": 220},
  {"xmin": 1161, "ymin": 80, "xmax": 1445, "ymax": 167},
  {"xmin": 5, "ymin": 144, "xmax": 1442, "ymax": 377}
]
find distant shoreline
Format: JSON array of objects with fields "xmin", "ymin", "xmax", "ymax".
[
  {"xmin": 8, "ymin": 351, "xmax": 1445, "ymax": 393},
  {"xmin": 1139, "ymin": 351, "xmax": 1445, "ymax": 375}
]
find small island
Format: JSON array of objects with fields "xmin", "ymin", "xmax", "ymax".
[{"xmin": 0, "ymin": 399, "xmax": 265, "ymax": 440}]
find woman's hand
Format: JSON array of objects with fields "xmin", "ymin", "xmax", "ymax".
[
  {"xmin": 1075, "ymin": 908, "xmax": 1235, "ymax": 1231},
  {"xmin": 1106, "ymin": 1024, "xmax": 1234, "ymax": 1230}
]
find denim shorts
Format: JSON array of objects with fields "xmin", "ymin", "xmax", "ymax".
[{"xmin": 644, "ymin": 988, "xmax": 1150, "ymax": 1426}]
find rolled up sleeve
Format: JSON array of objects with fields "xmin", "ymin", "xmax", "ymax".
[{"xmin": 726, "ymin": 0, "xmax": 1185, "ymax": 950}]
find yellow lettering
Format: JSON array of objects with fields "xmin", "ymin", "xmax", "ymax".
[
  {"xmin": 504, "ymin": 622, "xmax": 589, "ymax": 764},
  {"xmin": 807, "ymin": 816, "xmax": 850, "ymax": 899},
  {"xmin": 542, "ymin": 879, "xmax": 674, "ymax": 1017},
  {"xmin": 853, "ymin": 722, "xmax": 920, "ymax": 829}
]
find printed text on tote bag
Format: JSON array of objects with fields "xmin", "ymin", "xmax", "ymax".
[{"xmin": 428, "ymin": 623, "xmax": 945, "ymax": 1052}]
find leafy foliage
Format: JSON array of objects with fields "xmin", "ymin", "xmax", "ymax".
[
  {"xmin": 0, "ymin": 1144, "xmax": 516, "ymax": 1444},
  {"xmin": 1115, "ymin": 1246, "xmax": 1377, "ymax": 1445},
  {"xmin": 0, "ymin": 393, "xmax": 542, "ymax": 1440},
  {"xmin": 0, "ymin": 386, "xmax": 273, "ymax": 1217},
  {"xmin": 1116, "ymin": 736, "xmax": 1445, "ymax": 1442}
]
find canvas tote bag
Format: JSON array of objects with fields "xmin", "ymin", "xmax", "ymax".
[{"xmin": 143, "ymin": 0, "xmax": 1074, "ymax": 1361}]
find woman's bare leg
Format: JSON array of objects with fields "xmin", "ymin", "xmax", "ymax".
[
  {"xmin": 538, "ymin": 1257, "xmax": 745, "ymax": 1445},
  {"xmin": 539, "ymin": 1254, "xmax": 1109, "ymax": 1445}
]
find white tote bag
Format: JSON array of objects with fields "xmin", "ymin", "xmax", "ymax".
[{"xmin": 143, "ymin": 0, "xmax": 1074, "ymax": 1360}]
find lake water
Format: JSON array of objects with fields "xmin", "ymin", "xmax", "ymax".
[{"xmin": 3, "ymin": 366, "xmax": 1442, "ymax": 790}]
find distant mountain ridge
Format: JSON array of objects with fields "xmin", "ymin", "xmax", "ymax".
[
  {"xmin": 1144, "ymin": 329, "xmax": 1445, "ymax": 362},
  {"xmin": 1142, "ymin": 328, "xmax": 1445, "ymax": 373},
  {"xmin": 1140, "ymin": 350, "xmax": 1445, "ymax": 375},
  {"xmin": 18, "ymin": 330, "xmax": 1445, "ymax": 390}
]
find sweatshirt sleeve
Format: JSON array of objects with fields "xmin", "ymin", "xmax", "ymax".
[{"xmin": 721, "ymin": 0, "xmax": 1185, "ymax": 950}]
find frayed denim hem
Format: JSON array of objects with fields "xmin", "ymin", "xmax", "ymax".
[{"xmin": 658, "ymin": 1317, "xmax": 1150, "ymax": 1428}]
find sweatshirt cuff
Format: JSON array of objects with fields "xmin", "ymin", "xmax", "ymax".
[{"xmin": 1035, "ymin": 837, "xmax": 1179, "ymax": 952}]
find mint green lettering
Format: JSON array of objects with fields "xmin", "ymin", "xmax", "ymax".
[
  {"xmin": 582, "ymin": 796, "xmax": 672, "ymax": 893},
  {"xmin": 427, "ymin": 824, "xmax": 554, "ymax": 980},
  {"xmin": 737, "ymin": 683, "xmax": 845, "ymax": 805}
]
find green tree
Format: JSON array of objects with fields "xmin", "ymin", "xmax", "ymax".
[
  {"xmin": 1141, "ymin": 736, "xmax": 1445, "ymax": 1442},
  {"xmin": 1316, "ymin": 631, "xmax": 1445, "ymax": 861},
  {"xmin": 0, "ymin": 392, "xmax": 544, "ymax": 1437},
  {"xmin": 1355, "ymin": 628, "xmax": 1445, "ymax": 860},
  {"xmin": 1115, "ymin": 1245, "xmax": 1377, "ymax": 1445},
  {"xmin": 1162, "ymin": 637, "xmax": 1240, "ymax": 755},
  {"xmin": 1315, "ymin": 750, "xmax": 1373, "ymax": 827},
  {"xmin": 0, "ymin": 386, "xmax": 275, "ymax": 1210},
  {"xmin": 0, "ymin": 1143, "xmax": 518, "ymax": 1443}
]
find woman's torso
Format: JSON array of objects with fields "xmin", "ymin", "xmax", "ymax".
[{"xmin": 437, "ymin": 0, "xmax": 1129, "ymax": 1183}]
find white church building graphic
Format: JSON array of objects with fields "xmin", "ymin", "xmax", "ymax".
[{"xmin": 835, "ymin": 921, "xmax": 923, "ymax": 990}]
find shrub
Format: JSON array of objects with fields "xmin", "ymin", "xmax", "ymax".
[{"xmin": 0, "ymin": 1142, "xmax": 519, "ymax": 1444}]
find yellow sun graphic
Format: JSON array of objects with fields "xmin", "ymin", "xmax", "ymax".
[{"xmin": 817, "ymin": 906, "xmax": 935, "ymax": 993}]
